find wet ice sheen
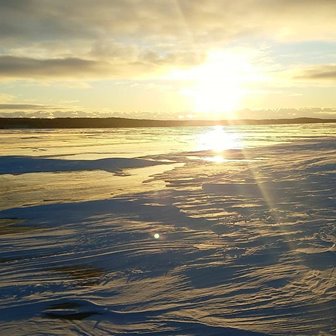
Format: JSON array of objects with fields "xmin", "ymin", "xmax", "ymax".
[{"xmin": 0, "ymin": 124, "xmax": 335, "ymax": 335}]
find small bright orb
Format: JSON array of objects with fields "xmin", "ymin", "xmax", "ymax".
[{"xmin": 154, "ymin": 233, "xmax": 160, "ymax": 239}]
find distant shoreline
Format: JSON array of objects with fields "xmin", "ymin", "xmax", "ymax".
[{"xmin": 1, "ymin": 117, "xmax": 336, "ymax": 129}]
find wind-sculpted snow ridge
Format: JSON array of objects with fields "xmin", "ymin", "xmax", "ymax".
[
  {"xmin": 0, "ymin": 129, "xmax": 335, "ymax": 335},
  {"xmin": 0, "ymin": 156, "xmax": 167, "ymax": 175}
]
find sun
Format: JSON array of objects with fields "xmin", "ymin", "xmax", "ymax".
[{"xmin": 178, "ymin": 50, "xmax": 261, "ymax": 118}]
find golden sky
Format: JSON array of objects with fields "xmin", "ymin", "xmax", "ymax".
[{"xmin": 0, "ymin": 0, "xmax": 335, "ymax": 119}]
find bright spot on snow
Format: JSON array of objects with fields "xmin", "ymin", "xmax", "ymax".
[
  {"xmin": 205, "ymin": 154, "xmax": 226, "ymax": 163},
  {"xmin": 197, "ymin": 125, "xmax": 241, "ymax": 153}
]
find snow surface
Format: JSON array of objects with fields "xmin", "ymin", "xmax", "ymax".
[{"xmin": 0, "ymin": 125, "xmax": 335, "ymax": 335}]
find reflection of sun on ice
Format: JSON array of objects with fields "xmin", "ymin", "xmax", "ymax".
[
  {"xmin": 197, "ymin": 126, "xmax": 242, "ymax": 163},
  {"xmin": 198, "ymin": 125, "xmax": 241, "ymax": 152}
]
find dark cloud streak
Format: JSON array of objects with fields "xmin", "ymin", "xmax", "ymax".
[
  {"xmin": 0, "ymin": 52, "xmax": 203, "ymax": 80},
  {"xmin": 296, "ymin": 65, "xmax": 336, "ymax": 81},
  {"xmin": 0, "ymin": 103, "xmax": 61, "ymax": 110},
  {"xmin": 0, "ymin": 56, "xmax": 105, "ymax": 79}
]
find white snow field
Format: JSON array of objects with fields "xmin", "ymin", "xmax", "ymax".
[{"xmin": 0, "ymin": 124, "xmax": 335, "ymax": 335}]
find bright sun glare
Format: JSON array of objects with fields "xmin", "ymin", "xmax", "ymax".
[
  {"xmin": 197, "ymin": 125, "xmax": 242, "ymax": 163},
  {"xmin": 171, "ymin": 50, "xmax": 262, "ymax": 118},
  {"xmin": 198, "ymin": 125, "xmax": 241, "ymax": 152}
]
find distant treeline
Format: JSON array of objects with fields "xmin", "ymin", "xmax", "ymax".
[{"xmin": 0, "ymin": 117, "xmax": 336, "ymax": 129}]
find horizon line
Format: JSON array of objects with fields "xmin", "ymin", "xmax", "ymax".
[{"xmin": 1, "ymin": 116, "xmax": 336, "ymax": 129}]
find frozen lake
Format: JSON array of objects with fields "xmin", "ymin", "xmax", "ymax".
[{"xmin": 0, "ymin": 124, "xmax": 335, "ymax": 335}]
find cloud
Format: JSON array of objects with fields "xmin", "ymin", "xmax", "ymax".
[
  {"xmin": 0, "ymin": 51, "xmax": 205, "ymax": 80},
  {"xmin": 0, "ymin": 1, "xmax": 335, "ymax": 44},
  {"xmin": 2, "ymin": 106, "xmax": 335, "ymax": 119},
  {"xmin": 296, "ymin": 65, "xmax": 336, "ymax": 80},
  {"xmin": 0, "ymin": 103, "xmax": 59, "ymax": 110},
  {"xmin": 0, "ymin": 93, "xmax": 14, "ymax": 103},
  {"xmin": 0, "ymin": 102, "xmax": 90, "ymax": 118},
  {"xmin": 0, "ymin": 0, "xmax": 335, "ymax": 56},
  {"xmin": 0, "ymin": 1, "xmax": 335, "ymax": 82},
  {"xmin": 0, "ymin": 56, "xmax": 105, "ymax": 79}
]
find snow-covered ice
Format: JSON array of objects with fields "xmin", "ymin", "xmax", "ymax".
[{"xmin": 0, "ymin": 125, "xmax": 335, "ymax": 335}]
